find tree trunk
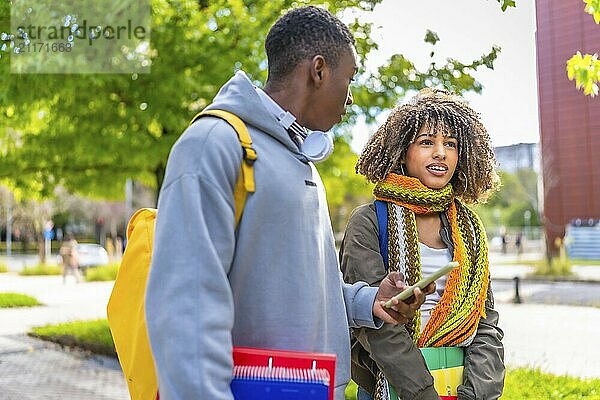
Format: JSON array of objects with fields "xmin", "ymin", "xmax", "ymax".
[
  {"xmin": 37, "ymin": 235, "xmax": 46, "ymax": 264},
  {"xmin": 154, "ymin": 163, "xmax": 166, "ymax": 207}
]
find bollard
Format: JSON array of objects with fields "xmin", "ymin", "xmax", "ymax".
[{"xmin": 512, "ymin": 276, "xmax": 522, "ymax": 304}]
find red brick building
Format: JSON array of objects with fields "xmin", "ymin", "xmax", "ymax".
[{"xmin": 535, "ymin": 0, "xmax": 600, "ymax": 255}]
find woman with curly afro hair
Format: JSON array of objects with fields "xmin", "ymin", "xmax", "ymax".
[{"xmin": 340, "ymin": 88, "xmax": 505, "ymax": 400}]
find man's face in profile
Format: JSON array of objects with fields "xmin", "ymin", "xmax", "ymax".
[{"xmin": 306, "ymin": 46, "xmax": 358, "ymax": 132}]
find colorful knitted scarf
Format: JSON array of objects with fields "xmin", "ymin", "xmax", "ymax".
[{"xmin": 373, "ymin": 173, "xmax": 489, "ymax": 347}]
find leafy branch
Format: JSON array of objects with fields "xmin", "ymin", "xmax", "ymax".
[
  {"xmin": 497, "ymin": 0, "xmax": 517, "ymax": 12},
  {"xmin": 565, "ymin": 1, "xmax": 600, "ymax": 96},
  {"xmin": 567, "ymin": 52, "xmax": 600, "ymax": 96}
]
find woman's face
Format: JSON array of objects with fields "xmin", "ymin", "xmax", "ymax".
[{"xmin": 404, "ymin": 126, "xmax": 459, "ymax": 189}]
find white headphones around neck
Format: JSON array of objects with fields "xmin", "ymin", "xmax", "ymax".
[
  {"xmin": 254, "ymin": 86, "xmax": 334, "ymax": 163},
  {"xmin": 299, "ymin": 129, "xmax": 334, "ymax": 163},
  {"xmin": 278, "ymin": 111, "xmax": 334, "ymax": 163}
]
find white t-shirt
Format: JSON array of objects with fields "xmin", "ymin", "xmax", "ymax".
[{"xmin": 419, "ymin": 242, "xmax": 452, "ymax": 329}]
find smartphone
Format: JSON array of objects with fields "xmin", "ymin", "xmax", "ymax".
[{"xmin": 384, "ymin": 261, "xmax": 459, "ymax": 308}]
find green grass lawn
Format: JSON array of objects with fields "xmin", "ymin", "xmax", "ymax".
[
  {"xmin": 27, "ymin": 316, "xmax": 600, "ymax": 399},
  {"xmin": 569, "ymin": 259, "xmax": 600, "ymax": 266},
  {"xmin": 19, "ymin": 263, "xmax": 62, "ymax": 276},
  {"xmin": 494, "ymin": 257, "xmax": 600, "ymax": 278},
  {"xmin": 29, "ymin": 319, "xmax": 115, "ymax": 357},
  {"xmin": 503, "ymin": 368, "xmax": 600, "ymax": 399},
  {"xmin": 346, "ymin": 369, "xmax": 600, "ymax": 399},
  {"xmin": 0, "ymin": 292, "xmax": 42, "ymax": 307},
  {"xmin": 85, "ymin": 263, "xmax": 119, "ymax": 282},
  {"xmin": 17, "ymin": 262, "xmax": 119, "ymax": 280}
]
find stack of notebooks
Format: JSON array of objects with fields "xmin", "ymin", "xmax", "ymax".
[
  {"xmin": 389, "ymin": 347, "xmax": 464, "ymax": 400},
  {"xmin": 231, "ymin": 347, "xmax": 336, "ymax": 400},
  {"xmin": 421, "ymin": 347, "xmax": 464, "ymax": 400}
]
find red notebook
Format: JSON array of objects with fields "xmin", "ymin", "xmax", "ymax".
[{"xmin": 233, "ymin": 347, "xmax": 336, "ymax": 400}]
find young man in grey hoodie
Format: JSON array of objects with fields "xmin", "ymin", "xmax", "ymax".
[{"xmin": 145, "ymin": 6, "xmax": 432, "ymax": 400}]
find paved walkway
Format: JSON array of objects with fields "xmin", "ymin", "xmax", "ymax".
[
  {"xmin": 0, "ymin": 334, "xmax": 128, "ymax": 400},
  {"xmin": 0, "ymin": 275, "xmax": 115, "ymax": 335},
  {"xmin": 488, "ymin": 252, "xmax": 600, "ymax": 377},
  {"xmin": 1, "ymin": 262, "xmax": 600, "ymax": 399},
  {"xmin": 0, "ymin": 274, "xmax": 129, "ymax": 399},
  {"xmin": 497, "ymin": 302, "xmax": 600, "ymax": 379}
]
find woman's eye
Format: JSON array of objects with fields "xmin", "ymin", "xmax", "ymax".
[
  {"xmin": 445, "ymin": 141, "xmax": 457, "ymax": 148},
  {"xmin": 420, "ymin": 139, "xmax": 433, "ymax": 145}
]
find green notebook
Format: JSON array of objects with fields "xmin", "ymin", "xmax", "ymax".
[
  {"xmin": 420, "ymin": 347, "xmax": 464, "ymax": 370},
  {"xmin": 387, "ymin": 347, "xmax": 464, "ymax": 400}
]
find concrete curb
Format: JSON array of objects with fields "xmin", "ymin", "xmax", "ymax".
[{"xmin": 492, "ymin": 275, "xmax": 600, "ymax": 284}]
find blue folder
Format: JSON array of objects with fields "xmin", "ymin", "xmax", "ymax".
[{"xmin": 231, "ymin": 378, "xmax": 328, "ymax": 400}]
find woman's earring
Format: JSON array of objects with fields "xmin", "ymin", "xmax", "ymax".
[{"xmin": 459, "ymin": 171, "xmax": 468, "ymax": 191}]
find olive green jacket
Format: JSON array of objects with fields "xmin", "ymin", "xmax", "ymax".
[{"xmin": 339, "ymin": 204, "xmax": 505, "ymax": 400}]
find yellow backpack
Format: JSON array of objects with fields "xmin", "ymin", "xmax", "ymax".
[{"xmin": 107, "ymin": 110, "xmax": 256, "ymax": 400}]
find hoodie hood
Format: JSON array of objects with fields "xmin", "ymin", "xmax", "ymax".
[{"xmin": 205, "ymin": 71, "xmax": 302, "ymax": 156}]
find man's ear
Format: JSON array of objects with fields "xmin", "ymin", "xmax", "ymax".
[{"xmin": 309, "ymin": 55, "xmax": 327, "ymax": 88}]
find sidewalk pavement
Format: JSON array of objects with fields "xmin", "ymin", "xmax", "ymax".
[
  {"xmin": 497, "ymin": 302, "xmax": 600, "ymax": 379},
  {"xmin": 482, "ymin": 251, "xmax": 600, "ymax": 378},
  {"xmin": 0, "ymin": 273, "xmax": 129, "ymax": 399},
  {"xmin": 488, "ymin": 251, "xmax": 600, "ymax": 282},
  {"xmin": 0, "ymin": 274, "xmax": 115, "ymax": 335},
  {"xmin": 0, "ymin": 334, "xmax": 128, "ymax": 400},
  {"xmin": 1, "ymin": 262, "xmax": 600, "ymax": 399}
]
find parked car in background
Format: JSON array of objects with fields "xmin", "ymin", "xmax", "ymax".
[{"xmin": 76, "ymin": 243, "xmax": 110, "ymax": 269}]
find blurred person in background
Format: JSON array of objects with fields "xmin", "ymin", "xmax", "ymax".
[{"xmin": 60, "ymin": 234, "xmax": 81, "ymax": 284}]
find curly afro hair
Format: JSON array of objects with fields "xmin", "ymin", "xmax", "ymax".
[{"xmin": 356, "ymin": 88, "xmax": 500, "ymax": 204}]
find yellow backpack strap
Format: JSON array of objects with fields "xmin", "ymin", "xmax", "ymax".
[
  {"xmin": 107, "ymin": 207, "xmax": 158, "ymax": 400},
  {"xmin": 189, "ymin": 109, "xmax": 256, "ymax": 226}
]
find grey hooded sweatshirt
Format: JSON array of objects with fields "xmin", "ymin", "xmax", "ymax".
[{"xmin": 145, "ymin": 71, "xmax": 381, "ymax": 400}]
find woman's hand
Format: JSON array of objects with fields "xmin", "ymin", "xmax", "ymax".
[{"xmin": 372, "ymin": 271, "xmax": 436, "ymax": 325}]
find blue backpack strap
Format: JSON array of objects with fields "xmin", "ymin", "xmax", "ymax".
[{"xmin": 374, "ymin": 200, "xmax": 389, "ymax": 270}]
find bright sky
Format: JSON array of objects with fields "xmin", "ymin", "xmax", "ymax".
[{"xmin": 346, "ymin": 0, "xmax": 540, "ymax": 152}]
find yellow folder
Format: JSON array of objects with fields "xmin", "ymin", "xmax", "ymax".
[{"xmin": 430, "ymin": 365, "xmax": 464, "ymax": 397}]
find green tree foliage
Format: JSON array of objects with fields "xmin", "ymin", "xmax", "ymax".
[
  {"xmin": 567, "ymin": 51, "xmax": 600, "ymax": 96},
  {"xmin": 474, "ymin": 168, "xmax": 541, "ymax": 231},
  {"xmin": 316, "ymin": 136, "xmax": 373, "ymax": 232},
  {"xmin": 0, "ymin": 1, "xmax": 498, "ymax": 203},
  {"xmin": 495, "ymin": 0, "xmax": 599, "ymax": 96},
  {"xmin": 497, "ymin": 0, "xmax": 516, "ymax": 11},
  {"xmin": 486, "ymin": 169, "xmax": 537, "ymax": 209},
  {"xmin": 584, "ymin": 0, "xmax": 600, "ymax": 23},
  {"xmin": 570, "ymin": 0, "xmax": 600, "ymax": 96},
  {"xmin": 351, "ymin": 33, "xmax": 500, "ymax": 124}
]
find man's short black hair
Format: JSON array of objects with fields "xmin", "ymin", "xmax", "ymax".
[{"xmin": 265, "ymin": 6, "xmax": 355, "ymax": 83}]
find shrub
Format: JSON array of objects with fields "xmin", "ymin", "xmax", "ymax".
[
  {"xmin": 0, "ymin": 262, "xmax": 8, "ymax": 273},
  {"xmin": 532, "ymin": 257, "xmax": 573, "ymax": 277},
  {"xmin": 85, "ymin": 263, "xmax": 119, "ymax": 282},
  {"xmin": 503, "ymin": 368, "xmax": 600, "ymax": 399},
  {"xmin": 19, "ymin": 263, "xmax": 62, "ymax": 276},
  {"xmin": 0, "ymin": 292, "xmax": 42, "ymax": 307},
  {"xmin": 29, "ymin": 319, "xmax": 116, "ymax": 357}
]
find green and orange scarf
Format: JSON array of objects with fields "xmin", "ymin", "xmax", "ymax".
[{"xmin": 374, "ymin": 173, "xmax": 489, "ymax": 348}]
